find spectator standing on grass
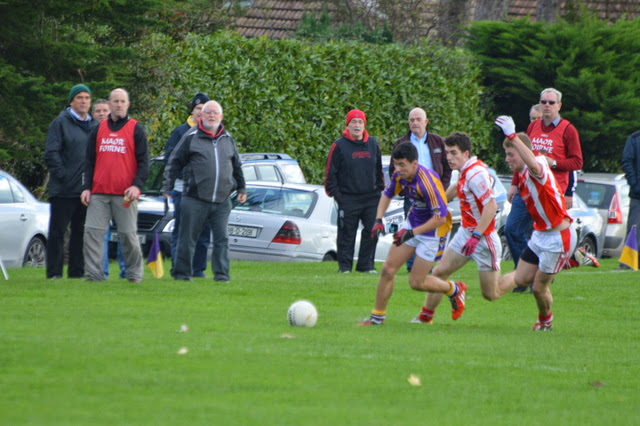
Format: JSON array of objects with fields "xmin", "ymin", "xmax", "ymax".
[
  {"xmin": 389, "ymin": 107, "xmax": 452, "ymax": 272},
  {"xmin": 358, "ymin": 143, "xmax": 453, "ymax": 326},
  {"xmin": 619, "ymin": 130, "xmax": 640, "ymax": 269},
  {"xmin": 496, "ymin": 117, "xmax": 576, "ymax": 331},
  {"xmin": 92, "ymin": 99, "xmax": 127, "ymax": 279},
  {"xmin": 43, "ymin": 84, "xmax": 96, "ymax": 279},
  {"xmin": 81, "ymin": 88, "xmax": 149, "ymax": 283},
  {"xmin": 165, "ymin": 92, "xmax": 212, "ymax": 278},
  {"xmin": 162, "ymin": 100, "xmax": 246, "ymax": 283},
  {"xmin": 324, "ymin": 109, "xmax": 384, "ymax": 274}
]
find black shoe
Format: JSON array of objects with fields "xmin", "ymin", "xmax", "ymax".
[
  {"xmin": 513, "ymin": 284, "xmax": 532, "ymax": 293},
  {"xmin": 214, "ymin": 277, "xmax": 230, "ymax": 283}
]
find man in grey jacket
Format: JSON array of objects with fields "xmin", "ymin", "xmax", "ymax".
[
  {"xmin": 43, "ymin": 84, "xmax": 96, "ymax": 279},
  {"xmin": 162, "ymin": 100, "xmax": 246, "ymax": 282}
]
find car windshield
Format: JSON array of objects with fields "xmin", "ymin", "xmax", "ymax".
[
  {"xmin": 232, "ymin": 187, "xmax": 315, "ymax": 217},
  {"xmin": 575, "ymin": 182, "xmax": 615, "ymax": 209},
  {"xmin": 280, "ymin": 164, "xmax": 306, "ymax": 183},
  {"xmin": 143, "ymin": 158, "xmax": 165, "ymax": 194}
]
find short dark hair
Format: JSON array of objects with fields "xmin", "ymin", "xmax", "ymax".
[
  {"xmin": 444, "ymin": 131, "xmax": 472, "ymax": 155},
  {"xmin": 392, "ymin": 142, "xmax": 418, "ymax": 163}
]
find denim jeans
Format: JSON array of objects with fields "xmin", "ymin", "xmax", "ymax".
[
  {"xmin": 103, "ymin": 229, "xmax": 126, "ymax": 278},
  {"xmin": 171, "ymin": 191, "xmax": 211, "ymax": 276},
  {"xmin": 504, "ymin": 192, "xmax": 533, "ymax": 266},
  {"xmin": 173, "ymin": 196, "xmax": 231, "ymax": 281}
]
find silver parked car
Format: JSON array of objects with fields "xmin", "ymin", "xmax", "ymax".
[
  {"xmin": 227, "ymin": 182, "xmax": 393, "ymax": 262},
  {"xmin": 0, "ymin": 169, "xmax": 49, "ymax": 268},
  {"xmin": 575, "ymin": 173, "xmax": 630, "ymax": 258}
]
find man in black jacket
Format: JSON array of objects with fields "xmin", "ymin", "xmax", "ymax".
[
  {"xmin": 324, "ymin": 109, "xmax": 384, "ymax": 274},
  {"xmin": 43, "ymin": 84, "xmax": 97, "ymax": 279}
]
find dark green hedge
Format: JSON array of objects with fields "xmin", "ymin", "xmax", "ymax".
[
  {"xmin": 467, "ymin": 15, "xmax": 640, "ymax": 173},
  {"xmin": 132, "ymin": 31, "xmax": 492, "ymax": 183}
]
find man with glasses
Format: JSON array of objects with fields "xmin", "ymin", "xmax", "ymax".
[
  {"xmin": 505, "ymin": 88, "xmax": 584, "ymax": 276},
  {"xmin": 162, "ymin": 100, "xmax": 246, "ymax": 282}
]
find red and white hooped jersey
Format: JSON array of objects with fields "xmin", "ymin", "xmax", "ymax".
[
  {"xmin": 517, "ymin": 156, "xmax": 571, "ymax": 231},
  {"xmin": 457, "ymin": 157, "xmax": 496, "ymax": 234}
]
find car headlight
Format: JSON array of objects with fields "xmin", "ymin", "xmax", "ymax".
[{"xmin": 162, "ymin": 219, "xmax": 175, "ymax": 233}]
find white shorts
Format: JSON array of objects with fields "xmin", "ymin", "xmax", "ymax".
[
  {"xmin": 527, "ymin": 227, "xmax": 576, "ymax": 274},
  {"xmin": 448, "ymin": 228, "xmax": 501, "ymax": 271},
  {"xmin": 400, "ymin": 221, "xmax": 443, "ymax": 262}
]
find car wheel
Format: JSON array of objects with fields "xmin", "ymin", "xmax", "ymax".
[
  {"xmin": 578, "ymin": 235, "xmax": 597, "ymax": 258},
  {"xmin": 322, "ymin": 252, "xmax": 337, "ymax": 262},
  {"xmin": 499, "ymin": 232, "xmax": 512, "ymax": 262},
  {"xmin": 23, "ymin": 237, "xmax": 46, "ymax": 267}
]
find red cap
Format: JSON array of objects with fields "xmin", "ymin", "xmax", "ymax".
[{"xmin": 345, "ymin": 109, "xmax": 367, "ymax": 126}]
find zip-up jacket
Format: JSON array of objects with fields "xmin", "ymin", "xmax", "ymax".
[
  {"xmin": 324, "ymin": 131, "xmax": 384, "ymax": 203},
  {"xmin": 162, "ymin": 122, "xmax": 246, "ymax": 203},
  {"xmin": 44, "ymin": 108, "xmax": 97, "ymax": 198},
  {"xmin": 622, "ymin": 130, "xmax": 640, "ymax": 200}
]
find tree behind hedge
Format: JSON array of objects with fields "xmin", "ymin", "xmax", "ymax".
[
  {"xmin": 466, "ymin": 14, "xmax": 640, "ymax": 173},
  {"xmin": 131, "ymin": 31, "xmax": 492, "ymax": 184}
]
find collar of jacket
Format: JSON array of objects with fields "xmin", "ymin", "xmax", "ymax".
[
  {"xmin": 342, "ymin": 128, "xmax": 369, "ymax": 142},
  {"xmin": 198, "ymin": 120, "xmax": 225, "ymax": 139}
]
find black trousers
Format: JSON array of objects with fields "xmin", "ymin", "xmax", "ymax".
[
  {"xmin": 46, "ymin": 197, "xmax": 86, "ymax": 278},
  {"xmin": 336, "ymin": 196, "xmax": 378, "ymax": 272}
]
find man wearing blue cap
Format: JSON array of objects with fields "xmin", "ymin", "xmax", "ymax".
[{"xmin": 44, "ymin": 84, "xmax": 96, "ymax": 279}]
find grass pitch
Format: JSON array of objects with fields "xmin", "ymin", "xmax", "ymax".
[{"xmin": 0, "ymin": 258, "xmax": 638, "ymax": 425}]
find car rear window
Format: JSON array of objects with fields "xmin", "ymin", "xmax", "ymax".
[
  {"xmin": 280, "ymin": 164, "xmax": 306, "ymax": 183},
  {"xmin": 575, "ymin": 182, "xmax": 615, "ymax": 209},
  {"xmin": 233, "ymin": 187, "xmax": 315, "ymax": 217}
]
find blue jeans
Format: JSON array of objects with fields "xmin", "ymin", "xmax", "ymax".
[
  {"xmin": 173, "ymin": 196, "xmax": 231, "ymax": 281},
  {"xmin": 171, "ymin": 191, "xmax": 211, "ymax": 276},
  {"xmin": 505, "ymin": 192, "xmax": 533, "ymax": 266},
  {"xmin": 103, "ymin": 229, "xmax": 126, "ymax": 278}
]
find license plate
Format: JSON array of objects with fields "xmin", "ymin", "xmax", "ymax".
[
  {"xmin": 110, "ymin": 232, "xmax": 146, "ymax": 244},
  {"xmin": 228, "ymin": 225, "xmax": 259, "ymax": 238}
]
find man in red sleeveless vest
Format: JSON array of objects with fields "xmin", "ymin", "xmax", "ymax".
[{"xmin": 81, "ymin": 88, "xmax": 149, "ymax": 282}]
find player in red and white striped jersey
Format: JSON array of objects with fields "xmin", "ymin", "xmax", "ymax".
[
  {"xmin": 413, "ymin": 132, "xmax": 504, "ymax": 324},
  {"xmin": 495, "ymin": 116, "xmax": 576, "ymax": 331}
]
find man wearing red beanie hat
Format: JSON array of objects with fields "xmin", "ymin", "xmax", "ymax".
[{"xmin": 324, "ymin": 109, "xmax": 384, "ymax": 273}]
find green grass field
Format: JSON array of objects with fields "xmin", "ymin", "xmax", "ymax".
[{"xmin": 1, "ymin": 258, "xmax": 638, "ymax": 425}]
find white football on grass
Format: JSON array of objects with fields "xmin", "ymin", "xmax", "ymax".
[{"xmin": 287, "ymin": 300, "xmax": 318, "ymax": 327}]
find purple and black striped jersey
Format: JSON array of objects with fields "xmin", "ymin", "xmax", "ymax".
[{"xmin": 384, "ymin": 164, "xmax": 450, "ymax": 237}]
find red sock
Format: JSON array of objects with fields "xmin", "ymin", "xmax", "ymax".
[
  {"xmin": 419, "ymin": 307, "xmax": 435, "ymax": 321},
  {"xmin": 538, "ymin": 312, "xmax": 553, "ymax": 324}
]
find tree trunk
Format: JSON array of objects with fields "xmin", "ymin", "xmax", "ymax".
[
  {"xmin": 474, "ymin": 0, "xmax": 509, "ymax": 21},
  {"xmin": 536, "ymin": 0, "xmax": 561, "ymax": 22}
]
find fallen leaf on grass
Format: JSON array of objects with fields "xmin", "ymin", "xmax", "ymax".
[
  {"xmin": 179, "ymin": 324, "xmax": 189, "ymax": 332},
  {"xmin": 280, "ymin": 334, "xmax": 295, "ymax": 338},
  {"xmin": 408, "ymin": 374, "xmax": 422, "ymax": 386},
  {"xmin": 589, "ymin": 381, "xmax": 604, "ymax": 387},
  {"xmin": 177, "ymin": 347, "xmax": 188, "ymax": 355}
]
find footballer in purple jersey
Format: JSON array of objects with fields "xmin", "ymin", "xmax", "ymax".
[{"xmin": 360, "ymin": 143, "xmax": 462, "ymax": 326}]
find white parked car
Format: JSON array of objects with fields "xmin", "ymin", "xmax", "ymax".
[
  {"xmin": 0, "ymin": 169, "xmax": 49, "ymax": 268},
  {"xmin": 227, "ymin": 182, "xmax": 393, "ymax": 262}
]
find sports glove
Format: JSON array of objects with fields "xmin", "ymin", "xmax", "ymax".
[
  {"xmin": 461, "ymin": 232, "xmax": 481, "ymax": 256},
  {"xmin": 393, "ymin": 228, "xmax": 414, "ymax": 246},
  {"xmin": 495, "ymin": 115, "xmax": 516, "ymax": 140},
  {"xmin": 371, "ymin": 219, "xmax": 385, "ymax": 240}
]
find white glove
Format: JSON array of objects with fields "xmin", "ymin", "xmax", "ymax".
[{"xmin": 495, "ymin": 116, "xmax": 516, "ymax": 139}]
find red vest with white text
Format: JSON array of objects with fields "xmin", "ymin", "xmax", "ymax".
[
  {"xmin": 92, "ymin": 119, "xmax": 138, "ymax": 195},
  {"xmin": 528, "ymin": 119, "xmax": 571, "ymax": 193}
]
